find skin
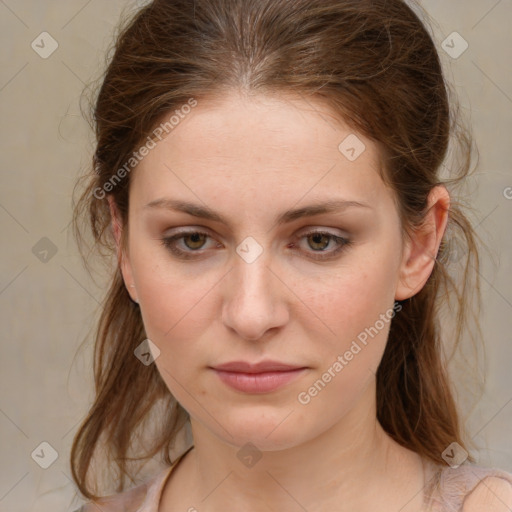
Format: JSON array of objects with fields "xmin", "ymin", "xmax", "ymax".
[{"xmin": 109, "ymin": 90, "xmax": 450, "ymax": 511}]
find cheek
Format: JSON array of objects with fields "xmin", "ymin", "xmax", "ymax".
[
  {"xmin": 131, "ymin": 249, "xmax": 217, "ymax": 356},
  {"xmin": 294, "ymin": 268, "xmax": 396, "ymax": 420},
  {"xmin": 299, "ymin": 255, "xmax": 398, "ymax": 347},
  {"xmin": 134, "ymin": 256, "xmax": 214, "ymax": 403},
  {"xmin": 293, "ymin": 255, "xmax": 399, "ymax": 412}
]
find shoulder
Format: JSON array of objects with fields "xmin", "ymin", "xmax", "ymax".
[
  {"xmin": 75, "ymin": 484, "xmax": 147, "ymax": 512},
  {"xmin": 73, "ymin": 466, "xmax": 173, "ymax": 512},
  {"xmin": 462, "ymin": 475, "xmax": 512, "ymax": 511},
  {"xmin": 425, "ymin": 460, "xmax": 512, "ymax": 512}
]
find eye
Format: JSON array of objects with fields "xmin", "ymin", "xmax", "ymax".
[
  {"xmin": 160, "ymin": 229, "xmax": 353, "ymax": 261},
  {"xmin": 293, "ymin": 230, "xmax": 353, "ymax": 261},
  {"xmin": 160, "ymin": 230, "xmax": 218, "ymax": 259}
]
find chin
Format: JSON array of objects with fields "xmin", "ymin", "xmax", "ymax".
[{"xmin": 209, "ymin": 410, "xmax": 310, "ymax": 452}]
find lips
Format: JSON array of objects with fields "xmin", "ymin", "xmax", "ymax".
[
  {"xmin": 212, "ymin": 360, "xmax": 305, "ymax": 373},
  {"xmin": 211, "ymin": 360, "xmax": 308, "ymax": 393}
]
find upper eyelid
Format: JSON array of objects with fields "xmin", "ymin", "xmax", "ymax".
[
  {"xmin": 164, "ymin": 227, "xmax": 348, "ymax": 248},
  {"xmin": 164, "ymin": 225, "xmax": 348, "ymax": 237}
]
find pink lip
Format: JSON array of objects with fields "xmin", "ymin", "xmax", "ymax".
[
  {"xmin": 213, "ymin": 360, "xmax": 305, "ymax": 373},
  {"xmin": 211, "ymin": 360, "xmax": 307, "ymax": 393}
]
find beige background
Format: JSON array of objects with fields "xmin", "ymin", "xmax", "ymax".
[{"xmin": 1, "ymin": 1, "xmax": 511, "ymax": 511}]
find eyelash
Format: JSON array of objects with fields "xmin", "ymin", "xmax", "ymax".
[{"xmin": 160, "ymin": 229, "xmax": 353, "ymax": 261}]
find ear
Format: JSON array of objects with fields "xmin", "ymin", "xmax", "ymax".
[
  {"xmin": 108, "ymin": 195, "xmax": 138, "ymax": 304},
  {"xmin": 395, "ymin": 185, "xmax": 450, "ymax": 301}
]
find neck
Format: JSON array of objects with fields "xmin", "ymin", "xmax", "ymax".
[{"xmin": 177, "ymin": 384, "xmax": 422, "ymax": 512}]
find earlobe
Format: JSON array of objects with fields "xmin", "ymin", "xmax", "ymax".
[{"xmin": 395, "ymin": 185, "xmax": 450, "ymax": 301}]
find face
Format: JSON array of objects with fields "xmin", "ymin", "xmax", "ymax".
[{"xmin": 117, "ymin": 90, "xmax": 410, "ymax": 451}]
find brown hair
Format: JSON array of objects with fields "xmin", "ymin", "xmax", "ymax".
[{"xmin": 71, "ymin": 0, "xmax": 484, "ymax": 500}]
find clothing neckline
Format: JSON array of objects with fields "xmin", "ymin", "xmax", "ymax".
[
  {"xmin": 150, "ymin": 445, "xmax": 195, "ymax": 512},
  {"xmin": 145, "ymin": 450, "xmax": 512, "ymax": 512},
  {"xmin": 421, "ymin": 457, "xmax": 444, "ymax": 508},
  {"xmin": 149, "ymin": 446, "xmax": 442, "ymax": 511}
]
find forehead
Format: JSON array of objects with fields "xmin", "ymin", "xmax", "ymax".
[{"xmin": 130, "ymin": 90, "xmax": 390, "ymax": 214}]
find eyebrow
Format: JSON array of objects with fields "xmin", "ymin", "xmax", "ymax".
[{"xmin": 144, "ymin": 198, "xmax": 372, "ymax": 227}]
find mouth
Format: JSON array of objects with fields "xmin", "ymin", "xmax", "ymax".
[{"xmin": 210, "ymin": 360, "xmax": 308, "ymax": 393}]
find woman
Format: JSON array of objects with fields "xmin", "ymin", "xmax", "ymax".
[{"xmin": 70, "ymin": 0, "xmax": 512, "ymax": 510}]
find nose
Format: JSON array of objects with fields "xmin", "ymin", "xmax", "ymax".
[{"xmin": 221, "ymin": 250, "xmax": 289, "ymax": 342}]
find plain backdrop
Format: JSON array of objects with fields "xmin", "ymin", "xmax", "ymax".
[{"xmin": 1, "ymin": 1, "xmax": 511, "ymax": 511}]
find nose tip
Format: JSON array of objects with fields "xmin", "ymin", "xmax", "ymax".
[{"xmin": 221, "ymin": 256, "xmax": 289, "ymax": 342}]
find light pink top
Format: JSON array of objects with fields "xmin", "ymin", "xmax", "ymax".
[{"xmin": 74, "ymin": 448, "xmax": 512, "ymax": 512}]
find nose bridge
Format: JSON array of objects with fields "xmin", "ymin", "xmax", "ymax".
[{"xmin": 221, "ymin": 245, "xmax": 288, "ymax": 341}]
